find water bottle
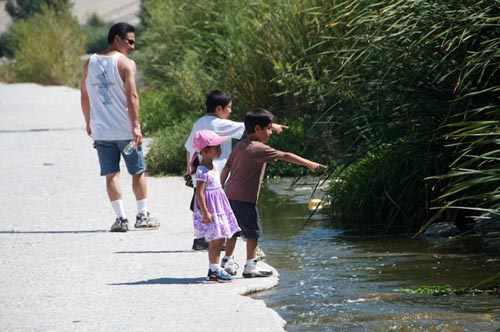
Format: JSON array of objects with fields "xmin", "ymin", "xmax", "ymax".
[{"xmin": 123, "ymin": 140, "xmax": 136, "ymax": 155}]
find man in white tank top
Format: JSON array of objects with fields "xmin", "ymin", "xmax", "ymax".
[{"xmin": 80, "ymin": 22, "xmax": 160, "ymax": 232}]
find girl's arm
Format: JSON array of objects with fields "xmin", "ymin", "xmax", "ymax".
[{"xmin": 195, "ymin": 181, "xmax": 212, "ymax": 223}]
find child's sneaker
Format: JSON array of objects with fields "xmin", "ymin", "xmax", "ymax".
[
  {"xmin": 243, "ymin": 260, "xmax": 273, "ymax": 278},
  {"xmin": 110, "ymin": 217, "xmax": 129, "ymax": 232},
  {"xmin": 221, "ymin": 256, "xmax": 239, "ymax": 276},
  {"xmin": 207, "ymin": 268, "xmax": 233, "ymax": 282},
  {"xmin": 135, "ymin": 212, "xmax": 160, "ymax": 229},
  {"xmin": 255, "ymin": 247, "xmax": 266, "ymax": 261}
]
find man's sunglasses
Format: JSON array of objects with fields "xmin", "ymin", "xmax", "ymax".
[{"xmin": 124, "ymin": 38, "xmax": 135, "ymax": 46}]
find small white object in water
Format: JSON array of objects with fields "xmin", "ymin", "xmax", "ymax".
[{"xmin": 308, "ymin": 198, "xmax": 329, "ymax": 211}]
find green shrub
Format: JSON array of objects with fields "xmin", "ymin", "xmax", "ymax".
[
  {"xmin": 140, "ymin": 87, "xmax": 201, "ymax": 135},
  {"xmin": 145, "ymin": 117, "xmax": 193, "ymax": 175},
  {"xmin": 9, "ymin": 3, "xmax": 85, "ymax": 86},
  {"xmin": 0, "ymin": 30, "xmax": 14, "ymax": 58},
  {"xmin": 327, "ymin": 138, "xmax": 443, "ymax": 233},
  {"xmin": 0, "ymin": 59, "xmax": 16, "ymax": 82},
  {"xmin": 81, "ymin": 14, "xmax": 109, "ymax": 54},
  {"xmin": 140, "ymin": 89, "xmax": 174, "ymax": 135}
]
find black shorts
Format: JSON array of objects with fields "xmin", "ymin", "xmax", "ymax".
[{"xmin": 229, "ymin": 199, "xmax": 261, "ymax": 239}]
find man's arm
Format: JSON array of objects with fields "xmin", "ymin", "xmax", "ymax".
[
  {"xmin": 120, "ymin": 57, "xmax": 142, "ymax": 146},
  {"xmin": 80, "ymin": 60, "xmax": 92, "ymax": 137}
]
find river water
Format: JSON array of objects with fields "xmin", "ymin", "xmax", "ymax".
[{"xmin": 253, "ymin": 178, "xmax": 500, "ymax": 332}]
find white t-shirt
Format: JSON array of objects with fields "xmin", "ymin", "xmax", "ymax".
[
  {"xmin": 85, "ymin": 53, "xmax": 133, "ymax": 141},
  {"xmin": 185, "ymin": 115, "xmax": 245, "ymax": 175}
]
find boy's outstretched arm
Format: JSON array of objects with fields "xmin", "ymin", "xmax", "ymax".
[
  {"xmin": 271, "ymin": 123, "xmax": 288, "ymax": 134},
  {"xmin": 279, "ymin": 152, "xmax": 326, "ymax": 172}
]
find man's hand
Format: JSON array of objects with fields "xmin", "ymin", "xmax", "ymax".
[
  {"xmin": 132, "ymin": 125, "xmax": 143, "ymax": 146},
  {"xmin": 85, "ymin": 123, "xmax": 92, "ymax": 137}
]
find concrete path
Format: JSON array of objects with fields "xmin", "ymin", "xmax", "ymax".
[{"xmin": 0, "ymin": 83, "xmax": 285, "ymax": 332}]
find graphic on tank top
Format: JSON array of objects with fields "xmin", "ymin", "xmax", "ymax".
[
  {"xmin": 96, "ymin": 72, "xmax": 112, "ymax": 105},
  {"xmin": 94, "ymin": 57, "xmax": 116, "ymax": 106}
]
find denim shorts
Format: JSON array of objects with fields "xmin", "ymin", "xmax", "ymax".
[
  {"xmin": 94, "ymin": 140, "xmax": 146, "ymax": 176},
  {"xmin": 228, "ymin": 199, "xmax": 261, "ymax": 239}
]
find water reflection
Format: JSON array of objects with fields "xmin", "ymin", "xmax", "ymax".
[{"xmin": 254, "ymin": 178, "xmax": 500, "ymax": 332}]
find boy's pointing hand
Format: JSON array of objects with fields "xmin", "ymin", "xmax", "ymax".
[
  {"xmin": 309, "ymin": 162, "xmax": 327, "ymax": 172},
  {"xmin": 271, "ymin": 123, "xmax": 289, "ymax": 134}
]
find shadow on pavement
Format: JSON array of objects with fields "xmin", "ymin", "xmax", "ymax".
[
  {"xmin": 0, "ymin": 230, "xmax": 108, "ymax": 234},
  {"xmin": 109, "ymin": 277, "xmax": 207, "ymax": 285},
  {"xmin": 115, "ymin": 250, "xmax": 193, "ymax": 254}
]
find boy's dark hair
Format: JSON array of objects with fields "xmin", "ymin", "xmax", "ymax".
[
  {"xmin": 244, "ymin": 108, "xmax": 275, "ymax": 133},
  {"xmin": 206, "ymin": 89, "xmax": 232, "ymax": 113},
  {"xmin": 108, "ymin": 22, "xmax": 135, "ymax": 44}
]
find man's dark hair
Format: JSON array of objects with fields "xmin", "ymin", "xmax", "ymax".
[
  {"xmin": 244, "ymin": 108, "xmax": 275, "ymax": 133},
  {"xmin": 108, "ymin": 22, "xmax": 135, "ymax": 44},
  {"xmin": 205, "ymin": 89, "xmax": 232, "ymax": 113}
]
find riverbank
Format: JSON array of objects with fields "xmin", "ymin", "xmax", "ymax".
[{"xmin": 0, "ymin": 83, "xmax": 285, "ymax": 332}]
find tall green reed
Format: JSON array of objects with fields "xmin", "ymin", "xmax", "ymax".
[
  {"xmin": 281, "ymin": 0, "xmax": 500, "ymax": 232},
  {"xmin": 138, "ymin": 0, "xmax": 499, "ymax": 233}
]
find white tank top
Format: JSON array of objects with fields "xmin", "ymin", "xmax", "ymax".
[{"xmin": 86, "ymin": 53, "xmax": 133, "ymax": 140}]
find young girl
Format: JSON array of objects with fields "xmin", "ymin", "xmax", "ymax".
[{"xmin": 191, "ymin": 130, "xmax": 241, "ymax": 281}]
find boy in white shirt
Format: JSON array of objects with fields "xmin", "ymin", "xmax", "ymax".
[
  {"xmin": 184, "ymin": 89, "xmax": 244, "ymax": 250},
  {"xmin": 184, "ymin": 89, "xmax": 286, "ymax": 251}
]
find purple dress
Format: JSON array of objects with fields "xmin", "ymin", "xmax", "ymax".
[{"xmin": 193, "ymin": 166, "xmax": 241, "ymax": 242}]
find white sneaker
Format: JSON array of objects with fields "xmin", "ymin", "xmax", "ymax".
[
  {"xmin": 243, "ymin": 260, "xmax": 273, "ymax": 278},
  {"xmin": 135, "ymin": 212, "xmax": 160, "ymax": 229},
  {"xmin": 110, "ymin": 217, "xmax": 129, "ymax": 232},
  {"xmin": 255, "ymin": 247, "xmax": 266, "ymax": 261},
  {"xmin": 207, "ymin": 268, "xmax": 233, "ymax": 282},
  {"xmin": 221, "ymin": 256, "xmax": 239, "ymax": 276}
]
